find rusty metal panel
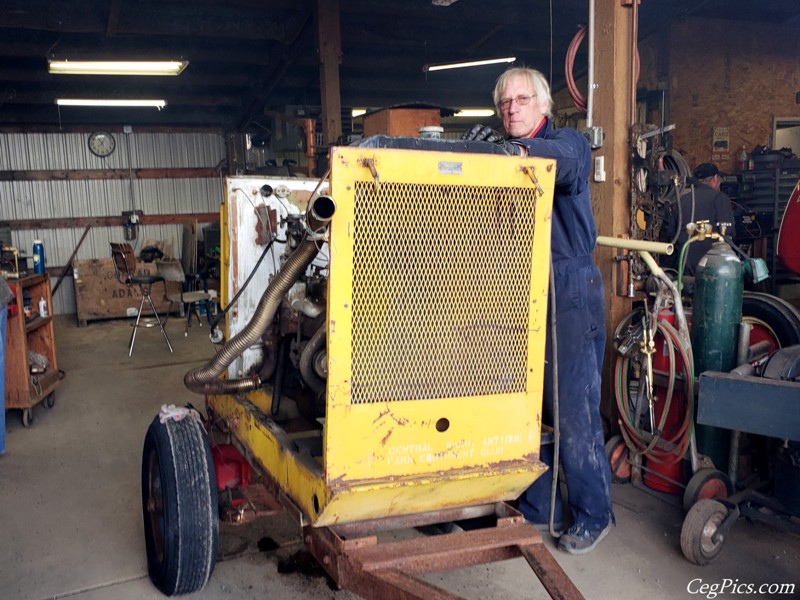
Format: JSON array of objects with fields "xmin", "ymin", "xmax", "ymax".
[
  {"xmin": 519, "ymin": 544, "xmax": 585, "ymax": 600},
  {"xmin": 305, "ymin": 517, "xmax": 585, "ymax": 600},
  {"xmin": 222, "ymin": 175, "xmax": 327, "ymax": 378}
]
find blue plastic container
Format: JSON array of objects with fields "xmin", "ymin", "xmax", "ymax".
[{"xmin": 32, "ymin": 240, "xmax": 45, "ymax": 275}]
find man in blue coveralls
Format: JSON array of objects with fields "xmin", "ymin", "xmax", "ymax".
[{"xmin": 462, "ymin": 67, "xmax": 613, "ymax": 554}]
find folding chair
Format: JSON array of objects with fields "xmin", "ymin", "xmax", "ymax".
[{"xmin": 110, "ymin": 242, "xmax": 173, "ymax": 356}]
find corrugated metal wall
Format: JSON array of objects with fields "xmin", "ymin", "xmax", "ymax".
[{"xmin": 0, "ymin": 132, "xmax": 226, "ymax": 315}]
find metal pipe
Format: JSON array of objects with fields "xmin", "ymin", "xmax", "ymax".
[
  {"xmin": 585, "ymin": 0, "xmax": 596, "ymax": 128},
  {"xmin": 184, "ymin": 195, "xmax": 335, "ymax": 395},
  {"xmin": 596, "ymin": 236, "xmax": 674, "ymax": 256},
  {"xmin": 639, "ymin": 250, "xmax": 690, "ymax": 345},
  {"xmin": 629, "ymin": 0, "xmax": 639, "ymax": 128},
  {"xmin": 728, "ymin": 321, "xmax": 752, "ymax": 486},
  {"xmin": 291, "ymin": 298, "xmax": 324, "ymax": 319}
]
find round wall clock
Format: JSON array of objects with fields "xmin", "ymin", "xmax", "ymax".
[{"xmin": 88, "ymin": 131, "xmax": 116, "ymax": 157}]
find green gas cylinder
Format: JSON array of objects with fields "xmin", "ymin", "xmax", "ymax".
[{"xmin": 692, "ymin": 240, "xmax": 743, "ymax": 470}]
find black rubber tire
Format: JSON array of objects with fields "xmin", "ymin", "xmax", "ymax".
[
  {"xmin": 683, "ymin": 468, "xmax": 734, "ymax": 513},
  {"xmin": 21, "ymin": 408, "xmax": 33, "ymax": 428},
  {"xmin": 141, "ymin": 414, "xmax": 218, "ymax": 596},
  {"xmin": 742, "ymin": 291, "xmax": 800, "ymax": 348},
  {"xmin": 43, "ymin": 393, "xmax": 55, "ymax": 409},
  {"xmin": 605, "ymin": 435, "xmax": 631, "ymax": 484},
  {"xmin": 681, "ymin": 499, "xmax": 729, "ymax": 565}
]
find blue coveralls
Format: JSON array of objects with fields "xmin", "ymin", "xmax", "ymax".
[{"xmin": 514, "ymin": 118, "xmax": 613, "ymax": 534}]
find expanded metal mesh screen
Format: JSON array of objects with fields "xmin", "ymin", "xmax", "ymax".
[{"xmin": 351, "ymin": 181, "xmax": 539, "ymax": 403}]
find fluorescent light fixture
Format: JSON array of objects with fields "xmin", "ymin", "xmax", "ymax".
[
  {"xmin": 424, "ymin": 56, "xmax": 515, "ymax": 73},
  {"xmin": 49, "ymin": 60, "xmax": 188, "ymax": 76},
  {"xmin": 351, "ymin": 108, "xmax": 366, "ymax": 118},
  {"xmin": 453, "ymin": 109, "xmax": 496, "ymax": 118},
  {"xmin": 56, "ymin": 98, "xmax": 167, "ymax": 109}
]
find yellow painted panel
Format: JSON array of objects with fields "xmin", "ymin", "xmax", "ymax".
[
  {"xmin": 207, "ymin": 392, "xmax": 546, "ymax": 526},
  {"xmin": 208, "ymin": 394, "xmax": 329, "ymax": 521},
  {"xmin": 314, "ymin": 462, "xmax": 547, "ymax": 526},
  {"xmin": 214, "ymin": 147, "xmax": 556, "ymax": 525},
  {"xmin": 325, "ymin": 146, "xmax": 555, "ymax": 485}
]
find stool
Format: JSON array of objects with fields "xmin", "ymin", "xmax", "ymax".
[
  {"xmin": 156, "ymin": 260, "xmax": 213, "ymax": 337},
  {"xmin": 110, "ymin": 243, "xmax": 173, "ymax": 356}
]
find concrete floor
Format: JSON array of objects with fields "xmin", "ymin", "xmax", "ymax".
[{"xmin": 1, "ymin": 315, "xmax": 798, "ymax": 600}]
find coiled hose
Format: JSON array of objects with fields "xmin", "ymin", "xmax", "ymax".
[
  {"xmin": 614, "ymin": 314, "xmax": 695, "ymax": 465},
  {"xmin": 565, "ymin": 24, "xmax": 640, "ymax": 114},
  {"xmin": 184, "ymin": 196, "xmax": 336, "ymax": 396}
]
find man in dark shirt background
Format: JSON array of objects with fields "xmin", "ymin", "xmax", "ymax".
[{"xmin": 671, "ymin": 162, "xmax": 737, "ymax": 275}]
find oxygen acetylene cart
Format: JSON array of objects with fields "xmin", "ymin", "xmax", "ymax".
[{"xmin": 140, "ymin": 138, "xmax": 584, "ymax": 599}]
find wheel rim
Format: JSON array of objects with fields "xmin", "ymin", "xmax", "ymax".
[
  {"xmin": 146, "ymin": 450, "xmax": 166, "ymax": 563},
  {"xmin": 743, "ymin": 317, "xmax": 780, "ymax": 353},
  {"xmin": 700, "ymin": 511, "xmax": 725, "ymax": 556},
  {"xmin": 698, "ymin": 478, "xmax": 729, "ymax": 502}
]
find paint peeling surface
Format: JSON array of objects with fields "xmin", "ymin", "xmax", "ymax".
[
  {"xmin": 324, "ymin": 147, "xmax": 556, "ymax": 493},
  {"xmin": 214, "ymin": 148, "xmax": 556, "ymax": 525},
  {"xmin": 224, "ymin": 176, "xmax": 328, "ymax": 377}
]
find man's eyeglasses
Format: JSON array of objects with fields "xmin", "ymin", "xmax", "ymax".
[{"xmin": 499, "ymin": 94, "xmax": 536, "ymax": 112}]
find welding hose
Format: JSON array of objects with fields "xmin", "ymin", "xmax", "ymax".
[
  {"xmin": 614, "ymin": 317, "xmax": 694, "ymax": 464},
  {"xmin": 184, "ymin": 196, "xmax": 336, "ymax": 395},
  {"xmin": 547, "ymin": 259, "xmax": 562, "ymax": 538},
  {"xmin": 676, "ymin": 236, "xmax": 697, "ymax": 296}
]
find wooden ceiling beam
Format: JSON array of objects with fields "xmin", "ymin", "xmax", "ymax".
[
  {"xmin": 106, "ymin": 0, "xmax": 123, "ymax": 35},
  {"xmin": 317, "ymin": 0, "xmax": 342, "ymax": 146}
]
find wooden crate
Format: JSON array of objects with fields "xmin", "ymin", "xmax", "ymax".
[
  {"xmin": 363, "ymin": 108, "xmax": 441, "ymax": 137},
  {"xmin": 73, "ymin": 259, "xmax": 180, "ymax": 326}
]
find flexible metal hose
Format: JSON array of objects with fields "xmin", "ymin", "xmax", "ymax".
[{"xmin": 184, "ymin": 196, "xmax": 335, "ymax": 395}]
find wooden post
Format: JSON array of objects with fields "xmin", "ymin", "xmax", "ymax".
[
  {"xmin": 590, "ymin": 0, "xmax": 637, "ymax": 428},
  {"xmin": 316, "ymin": 0, "xmax": 342, "ymax": 147}
]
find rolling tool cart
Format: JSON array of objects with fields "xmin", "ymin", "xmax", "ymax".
[
  {"xmin": 601, "ymin": 229, "xmax": 800, "ymax": 566},
  {"xmin": 140, "ymin": 140, "xmax": 585, "ymax": 599}
]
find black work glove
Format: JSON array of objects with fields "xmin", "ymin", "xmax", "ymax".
[{"xmin": 460, "ymin": 124, "xmax": 521, "ymax": 155}]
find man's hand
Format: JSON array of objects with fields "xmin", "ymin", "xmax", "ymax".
[{"xmin": 461, "ymin": 124, "xmax": 521, "ymax": 155}]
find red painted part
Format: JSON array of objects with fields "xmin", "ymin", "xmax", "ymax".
[
  {"xmin": 644, "ymin": 309, "xmax": 686, "ymax": 494},
  {"xmin": 748, "ymin": 322, "xmax": 779, "ymax": 355},
  {"xmin": 211, "ymin": 444, "xmax": 252, "ymax": 493},
  {"xmin": 777, "ymin": 179, "xmax": 800, "ymax": 276},
  {"xmin": 609, "ymin": 443, "xmax": 631, "ymax": 480},
  {"xmin": 698, "ymin": 478, "xmax": 729, "ymax": 502},
  {"xmin": 644, "ymin": 458, "xmax": 683, "ymax": 494}
]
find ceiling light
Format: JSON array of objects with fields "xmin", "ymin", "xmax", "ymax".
[
  {"xmin": 453, "ymin": 109, "xmax": 496, "ymax": 118},
  {"xmin": 423, "ymin": 56, "xmax": 515, "ymax": 73},
  {"xmin": 49, "ymin": 60, "xmax": 188, "ymax": 76},
  {"xmin": 56, "ymin": 99, "xmax": 167, "ymax": 109},
  {"xmin": 351, "ymin": 108, "xmax": 366, "ymax": 118}
]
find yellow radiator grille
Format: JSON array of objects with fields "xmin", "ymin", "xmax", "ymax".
[{"xmin": 351, "ymin": 181, "xmax": 538, "ymax": 403}]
